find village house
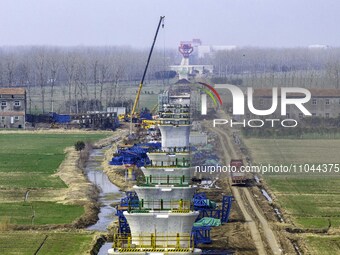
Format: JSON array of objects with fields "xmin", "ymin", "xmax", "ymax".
[{"xmin": 0, "ymin": 88, "xmax": 26, "ymax": 128}]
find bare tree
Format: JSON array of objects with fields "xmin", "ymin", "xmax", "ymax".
[
  {"xmin": 326, "ymin": 61, "xmax": 340, "ymax": 89},
  {"xmin": 89, "ymin": 52, "xmax": 99, "ymax": 101},
  {"xmin": 4, "ymin": 54, "xmax": 16, "ymax": 86},
  {"xmin": 47, "ymin": 50, "xmax": 60, "ymax": 112},
  {"xmin": 98, "ymin": 58, "xmax": 109, "ymax": 109},
  {"xmin": 33, "ymin": 48, "xmax": 48, "ymax": 113},
  {"xmin": 0, "ymin": 62, "xmax": 4, "ymax": 86},
  {"xmin": 62, "ymin": 52, "xmax": 77, "ymax": 114},
  {"xmin": 15, "ymin": 52, "xmax": 33, "ymax": 113},
  {"xmin": 108, "ymin": 52, "xmax": 125, "ymax": 106}
]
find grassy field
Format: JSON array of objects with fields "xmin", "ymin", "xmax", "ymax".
[
  {"xmin": 0, "ymin": 133, "xmax": 107, "ymax": 172},
  {"xmin": 0, "ymin": 202, "xmax": 84, "ymax": 225},
  {"xmin": 245, "ymin": 138, "xmax": 340, "ymax": 229},
  {"xmin": 0, "ymin": 231, "xmax": 95, "ymax": 255},
  {"xmin": 244, "ymin": 138, "xmax": 340, "ymax": 253},
  {"xmin": 0, "ymin": 132, "xmax": 109, "ymax": 226},
  {"xmin": 245, "ymin": 139, "xmax": 340, "ymax": 165},
  {"xmin": 305, "ymin": 235, "xmax": 340, "ymax": 255}
]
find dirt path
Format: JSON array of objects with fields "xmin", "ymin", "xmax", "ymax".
[
  {"xmin": 208, "ymin": 125, "xmax": 267, "ymax": 255},
  {"xmin": 243, "ymin": 188, "xmax": 282, "ymax": 255},
  {"xmin": 54, "ymin": 146, "xmax": 98, "ymax": 204},
  {"xmin": 205, "ymin": 111, "xmax": 282, "ymax": 255}
]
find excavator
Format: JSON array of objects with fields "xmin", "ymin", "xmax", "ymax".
[{"xmin": 129, "ymin": 16, "xmax": 165, "ymax": 134}]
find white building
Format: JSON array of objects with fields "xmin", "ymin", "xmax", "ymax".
[{"xmin": 197, "ymin": 45, "xmax": 237, "ymax": 58}]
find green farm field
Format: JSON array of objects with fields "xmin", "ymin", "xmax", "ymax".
[
  {"xmin": 245, "ymin": 138, "xmax": 340, "ymax": 229},
  {"xmin": 0, "ymin": 231, "xmax": 95, "ymax": 255},
  {"xmin": 305, "ymin": 235, "xmax": 340, "ymax": 255},
  {"xmin": 244, "ymin": 138, "xmax": 340, "ymax": 254},
  {"xmin": 0, "ymin": 132, "xmax": 109, "ymax": 226},
  {"xmin": 245, "ymin": 139, "xmax": 340, "ymax": 165}
]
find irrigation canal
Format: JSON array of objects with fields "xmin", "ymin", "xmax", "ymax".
[{"xmin": 85, "ymin": 148, "xmax": 123, "ymax": 254}]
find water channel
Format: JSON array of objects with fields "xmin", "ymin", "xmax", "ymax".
[{"xmin": 85, "ymin": 148, "xmax": 122, "ymax": 254}]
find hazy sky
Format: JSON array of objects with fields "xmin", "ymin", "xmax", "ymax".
[{"xmin": 0, "ymin": 0, "xmax": 339, "ymax": 48}]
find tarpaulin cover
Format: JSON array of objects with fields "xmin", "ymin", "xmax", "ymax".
[
  {"xmin": 193, "ymin": 217, "xmax": 221, "ymax": 227},
  {"xmin": 50, "ymin": 112, "xmax": 71, "ymax": 123},
  {"xmin": 109, "ymin": 143, "xmax": 161, "ymax": 167}
]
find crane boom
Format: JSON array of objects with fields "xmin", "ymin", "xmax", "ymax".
[{"xmin": 130, "ymin": 16, "xmax": 165, "ymax": 118}]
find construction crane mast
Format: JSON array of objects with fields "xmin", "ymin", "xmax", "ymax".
[{"xmin": 130, "ymin": 16, "xmax": 165, "ymax": 135}]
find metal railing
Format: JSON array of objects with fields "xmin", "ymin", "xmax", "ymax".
[
  {"xmin": 147, "ymin": 158, "xmax": 191, "ymax": 168},
  {"xmin": 158, "ymin": 120, "xmax": 191, "ymax": 125},
  {"xmin": 159, "ymin": 113, "xmax": 190, "ymax": 119},
  {"xmin": 112, "ymin": 232, "xmax": 194, "ymax": 250},
  {"xmin": 148, "ymin": 146, "xmax": 190, "ymax": 153},
  {"xmin": 137, "ymin": 175, "xmax": 188, "ymax": 186},
  {"xmin": 127, "ymin": 199, "xmax": 192, "ymax": 212}
]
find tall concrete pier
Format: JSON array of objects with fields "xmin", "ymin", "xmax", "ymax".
[{"xmin": 109, "ymin": 87, "xmax": 201, "ymax": 255}]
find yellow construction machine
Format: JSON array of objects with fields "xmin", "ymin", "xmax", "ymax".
[{"xmin": 129, "ymin": 16, "xmax": 165, "ymax": 134}]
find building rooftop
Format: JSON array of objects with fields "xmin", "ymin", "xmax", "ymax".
[
  {"xmin": 253, "ymin": 88, "xmax": 340, "ymax": 98},
  {"xmin": 0, "ymin": 111, "xmax": 25, "ymax": 116},
  {"xmin": 0, "ymin": 88, "xmax": 26, "ymax": 95}
]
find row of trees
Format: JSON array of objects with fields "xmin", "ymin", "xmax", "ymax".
[
  {"xmin": 0, "ymin": 46, "xmax": 177, "ymax": 113},
  {"xmin": 208, "ymin": 47, "xmax": 340, "ymax": 88},
  {"xmin": 1, "ymin": 46, "xmax": 340, "ymax": 113}
]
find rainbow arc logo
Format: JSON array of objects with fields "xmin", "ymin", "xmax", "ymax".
[{"xmin": 196, "ymin": 82, "xmax": 223, "ymax": 115}]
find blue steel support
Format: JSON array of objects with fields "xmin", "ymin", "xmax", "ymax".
[
  {"xmin": 221, "ymin": 195, "xmax": 233, "ymax": 223},
  {"xmin": 120, "ymin": 191, "xmax": 139, "ymax": 207},
  {"xmin": 194, "ymin": 194, "xmax": 233, "ymax": 223},
  {"xmin": 116, "ymin": 208, "xmax": 131, "ymax": 234},
  {"xmin": 191, "ymin": 226, "xmax": 212, "ymax": 245},
  {"xmin": 116, "ymin": 191, "xmax": 140, "ymax": 235},
  {"xmin": 193, "ymin": 193, "xmax": 209, "ymax": 209},
  {"xmin": 197, "ymin": 209, "xmax": 220, "ymax": 220}
]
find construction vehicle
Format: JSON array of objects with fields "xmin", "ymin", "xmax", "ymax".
[
  {"xmin": 230, "ymin": 159, "xmax": 246, "ymax": 185},
  {"xmin": 141, "ymin": 119, "xmax": 160, "ymax": 129},
  {"xmin": 129, "ymin": 16, "xmax": 165, "ymax": 134},
  {"xmin": 118, "ymin": 114, "xmax": 126, "ymax": 121},
  {"xmin": 139, "ymin": 103, "xmax": 160, "ymax": 129}
]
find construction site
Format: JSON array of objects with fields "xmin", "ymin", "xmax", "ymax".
[
  {"xmin": 2, "ymin": 3, "xmax": 340, "ymax": 255},
  {"xmin": 93, "ymin": 19, "xmax": 285, "ymax": 254}
]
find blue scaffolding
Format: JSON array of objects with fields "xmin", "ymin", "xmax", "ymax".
[
  {"xmin": 193, "ymin": 193, "xmax": 216, "ymax": 209},
  {"xmin": 116, "ymin": 191, "xmax": 140, "ymax": 234},
  {"xmin": 191, "ymin": 226, "xmax": 212, "ymax": 245},
  {"xmin": 116, "ymin": 209, "xmax": 131, "ymax": 234},
  {"xmin": 193, "ymin": 193, "xmax": 233, "ymax": 223},
  {"xmin": 119, "ymin": 191, "xmax": 139, "ymax": 207},
  {"xmin": 221, "ymin": 196, "xmax": 233, "ymax": 223},
  {"xmin": 190, "ymin": 194, "xmax": 233, "ymax": 245}
]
